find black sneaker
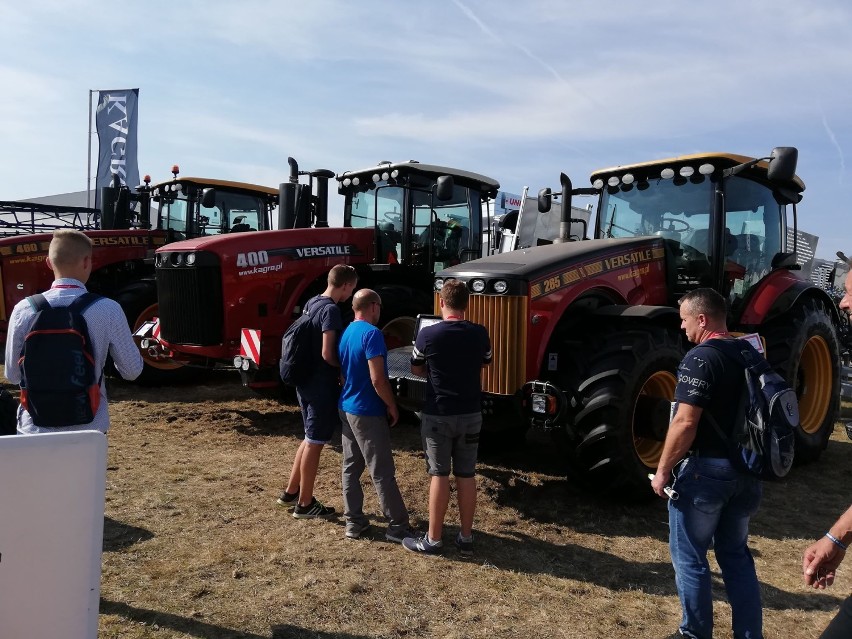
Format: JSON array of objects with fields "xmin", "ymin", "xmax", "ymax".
[
  {"xmin": 455, "ymin": 532, "xmax": 474, "ymax": 557},
  {"xmin": 292, "ymin": 498, "xmax": 336, "ymax": 519},
  {"xmin": 402, "ymin": 533, "xmax": 443, "ymax": 556},
  {"xmin": 276, "ymin": 490, "xmax": 299, "ymax": 508},
  {"xmin": 385, "ymin": 525, "xmax": 418, "ymax": 544}
]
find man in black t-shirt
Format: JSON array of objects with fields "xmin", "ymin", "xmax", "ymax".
[
  {"xmin": 402, "ymin": 280, "xmax": 491, "ymax": 556},
  {"xmin": 652, "ymin": 288, "xmax": 762, "ymax": 639}
]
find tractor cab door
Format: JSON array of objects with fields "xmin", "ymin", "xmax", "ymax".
[
  {"xmin": 347, "ymin": 185, "xmax": 406, "ymax": 265},
  {"xmin": 408, "ymin": 184, "xmax": 480, "ymax": 272},
  {"xmin": 721, "ymin": 175, "xmax": 786, "ymax": 311},
  {"xmin": 197, "ymin": 188, "xmax": 269, "ymax": 236}
]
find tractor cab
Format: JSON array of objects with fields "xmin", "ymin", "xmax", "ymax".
[
  {"xmin": 148, "ymin": 168, "xmax": 279, "ymax": 240},
  {"xmin": 588, "ymin": 148, "xmax": 804, "ymax": 312},
  {"xmin": 339, "ymin": 161, "xmax": 500, "ymax": 273}
]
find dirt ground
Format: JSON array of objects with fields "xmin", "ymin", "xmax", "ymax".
[{"xmin": 4, "ymin": 371, "xmax": 851, "ymax": 638}]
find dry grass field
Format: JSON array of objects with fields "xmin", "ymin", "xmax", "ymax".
[{"xmin": 4, "ymin": 372, "xmax": 851, "ymax": 638}]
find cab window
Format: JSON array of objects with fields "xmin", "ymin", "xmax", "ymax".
[{"xmin": 724, "ymin": 176, "xmax": 785, "ymax": 298}]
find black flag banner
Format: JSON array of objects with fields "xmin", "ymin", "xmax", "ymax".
[{"xmin": 94, "ymin": 89, "xmax": 139, "ymax": 208}]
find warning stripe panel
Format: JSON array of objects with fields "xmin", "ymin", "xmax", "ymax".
[{"xmin": 240, "ymin": 329, "xmax": 261, "ymax": 364}]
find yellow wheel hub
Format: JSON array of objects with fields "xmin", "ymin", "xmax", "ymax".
[
  {"xmin": 633, "ymin": 370, "xmax": 677, "ymax": 467},
  {"xmin": 797, "ymin": 335, "xmax": 832, "ymax": 434}
]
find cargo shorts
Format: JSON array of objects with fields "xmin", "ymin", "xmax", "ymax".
[{"xmin": 420, "ymin": 412, "xmax": 481, "ymax": 478}]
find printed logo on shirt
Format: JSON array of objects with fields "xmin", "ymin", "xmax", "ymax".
[{"xmin": 677, "ymin": 372, "xmax": 710, "ymax": 391}]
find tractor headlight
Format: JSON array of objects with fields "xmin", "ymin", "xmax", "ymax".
[
  {"xmin": 185, "ymin": 253, "xmax": 196, "ymax": 266},
  {"xmin": 434, "ymin": 278, "xmax": 444, "ymax": 291},
  {"xmin": 531, "ymin": 394, "xmax": 548, "ymax": 414},
  {"xmin": 493, "ymin": 280, "xmax": 508, "ymax": 294},
  {"xmin": 171, "ymin": 252, "xmax": 183, "ymax": 266},
  {"xmin": 470, "ymin": 279, "xmax": 486, "ymax": 293}
]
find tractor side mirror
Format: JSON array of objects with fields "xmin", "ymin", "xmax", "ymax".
[
  {"xmin": 201, "ymin": 188, "xmax": 217, "ymax": 208},
  {"xmin": 538, "ymin": 188, "xmax": 552, "ymax": 213},
  {"xmin": 436, "ymin": 176, "xmax": 454, "ymax": 201},
  {"xmin": 767, "ymin": 147, "xmax": 798, "ymax": 182}
]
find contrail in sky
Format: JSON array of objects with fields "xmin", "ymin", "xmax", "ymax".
[
  {"xmin": 821, "ymin": 111, "xmax": 846, "ymax": 184},
  {"xmin": 450, "ymin": 0, "xmax": 565, "ymax": 83}
]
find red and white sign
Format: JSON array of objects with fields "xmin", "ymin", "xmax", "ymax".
[{"xmin": 240, "ymin": 329, "xmax": 261, "ymax": 364}]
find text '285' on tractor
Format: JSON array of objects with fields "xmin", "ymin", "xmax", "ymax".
[
  {"xmin": 390, "ymin": 147, "xmax": 842, "ymax": 499},
  {"xmin": 0, "ymin": 168, "xmax": 280, "ymax": 384},
  {"xmin": 146, "ymin": 159, "xmax": 501, "ymax": 390}
]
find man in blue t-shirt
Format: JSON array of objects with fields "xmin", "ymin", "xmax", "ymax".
[
  {"xmin": 338, "ymin": 288, "xmax": 413, "ymax": 542},
  {"xmin": 652, "ymin": 288, "xmax": 762, "ymax": 639},
  {"xmin": 402, "ymin": 279, "xmax": 491, "ymax": 556}
]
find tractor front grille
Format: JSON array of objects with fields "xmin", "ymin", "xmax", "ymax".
[
  {"xmin": 156, "ymin": 252, "xmax": 223, "ymax": 346},
  {"xmin": 437, "ymin": 293, "xmax": 528, "ymax": 396}
]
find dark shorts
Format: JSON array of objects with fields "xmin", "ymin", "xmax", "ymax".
[
  {"xmin": 420, "ymin": 412, "xmax": 481, "ymax": 478},
  {"xmin": 296, "ymin": 383, "xmax": 340, "ymax": 445}
]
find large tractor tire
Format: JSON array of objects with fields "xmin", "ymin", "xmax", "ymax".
[
  {"xmin": 571, "ymin": 323, "xmax": 685, "ymax": 498},
  {"xmin": 381, "ymin": 315, "xmax": 417, "ymax": 351},
  {"xmin": 112, "ymin": 283, "xmax": 196, "ymax": 386},
  {"xmin": 761, "ymin": 298, "xmax": 840, "ymax": 463}
]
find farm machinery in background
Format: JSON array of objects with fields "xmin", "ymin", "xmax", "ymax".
[
  {"xmin": 144, "ymin": 160, "xmax": 502, "ymax": 389},
  {"xmin": 390, "ymin": 147, "xmax": 843, "ymax": 498},
  {"xmin": 0, "ymin": 169, "xmax": 281, "ymax": 383}
]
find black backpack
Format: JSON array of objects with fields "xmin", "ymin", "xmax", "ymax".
[
  {"xmin": 703, "ymin": 338, "xmax": 798, "ymax": 480},
  {"xmin": 19, "ymin": 292, "xmax": 102, "ymax": 427},
  {"xmin": 0, "ymin": 387, "xmax": 18, "ymax": 435},
  {"xmin": 279, "ymin": 298, "xmax": 330, "ymax": 386}
]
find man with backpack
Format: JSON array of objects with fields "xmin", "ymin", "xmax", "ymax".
[
  {"xmin": 652, "ymin": 288, "xmax": 763, "ymax": 639},
  {"xmin": 278, "ymin": 264, "xmax": 358, "ymax": 519},
  {"xmin": 4, "ymin": 229, "xmax": 143, "ymax": 433}
]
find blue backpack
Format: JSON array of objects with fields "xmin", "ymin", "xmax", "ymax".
[
  {"xmin": 19, "ymin": 293, "xmax": 102, "ymax": 427},
  {"xmin": 703, "ymin": 338, "xmax": 798, "ymax": 480}
]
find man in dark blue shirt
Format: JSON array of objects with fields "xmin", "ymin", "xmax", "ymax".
[
  {"xmin": 652, "ymin": 288, "xmax": 762, "ymax": 639},
  {"xmin": 280, "ymin": 264, "xmax": 358, "ymax": 519},
  {"xmin": 402, "ymin": 280, "xmax": 491, "ymax": 556}
]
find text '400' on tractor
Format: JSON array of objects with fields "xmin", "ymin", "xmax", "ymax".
[
  {"xmin": 0, "ymin": 169, "xmax": 281, "ymax": 384},
  {"xmin": 390, "ymin": 147, "xmax": 842, "ymax": 499},
  {"xmin": 145, "ymin": 159, "xmax": 501, "ymax": 388}
]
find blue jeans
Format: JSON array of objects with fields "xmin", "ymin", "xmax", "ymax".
[{"xmin": 669, "ymin": 457, "xmax": 763, "ymax": 639}]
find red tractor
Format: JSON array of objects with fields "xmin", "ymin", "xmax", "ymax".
[
  {"xmin": 0, "ymin": 170, "xmax": 281, "ymax": 384},
  {"xmin": 392, "ymin": 147, "xmax": 841, "ymax": 498},
  {"xmin": 146, "ymin": 160, "xmax": 501, "ymax": 388}
]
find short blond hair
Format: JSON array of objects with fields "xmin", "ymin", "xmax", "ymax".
[{"xmin": 49, "ymin": 230, "xmax": 93, "ymax": 268}]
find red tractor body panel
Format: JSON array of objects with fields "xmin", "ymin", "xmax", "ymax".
[
  {"xmin": 154, "ymin": 228, "xmax": 377, "ymax": 365},
  {"xmin": 0, "ymin": 229, "xmax": 168, "ymax": 327},
  {"xmin": 737, "ymin": 268, "xmax": 808, "ymax": 325},
  {"xmin": 523, "ymin": 239, "xmax": 670, "ymax": 378}
]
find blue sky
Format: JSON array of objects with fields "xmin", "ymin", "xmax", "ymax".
[{"xmin": 2, "ymin": 0, "xmax": 851, "ymax": 261}]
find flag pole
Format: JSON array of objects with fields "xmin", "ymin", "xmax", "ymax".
[{"xmin": 87, "ymin": 90, "xmax": 94, "ymax": 208}]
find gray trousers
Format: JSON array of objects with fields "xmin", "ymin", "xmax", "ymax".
[{"xmin": 340, "ymin": 411, "xmax": 409, "ymax": 531}]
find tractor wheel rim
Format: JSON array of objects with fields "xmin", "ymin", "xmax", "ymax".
[
  {"xmin": 633, "ymin": 370, "xmax": 677, "ymax": 467},
  {"xmin": 798, "ymin": 334, "xmax": 832, "ymax": 434},
  {"xmin": 381, "ymin": 316, "xmax": 416, "ymax": 350}
]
